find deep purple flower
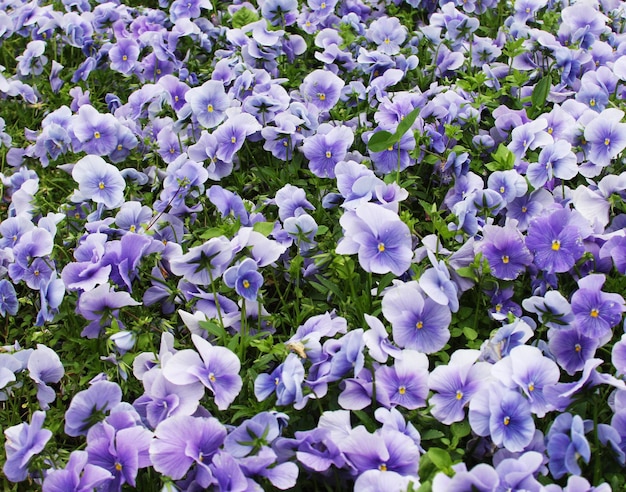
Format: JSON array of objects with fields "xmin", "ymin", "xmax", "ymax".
[
  {"xmin": 477, "ymin": 224, "xmax": 532, "ymax": 280},
  {"xmin": 163, "ymin": 334, "xmax": 242, "ymax": 410},
  {"xmin": 4, "ymin": 410, "xmax": 52, "ymax": 482},
  {"xmin": 72, "ymin": 155, "xmax": 126, "ymax": 209},
  {"xmin": 336, "ymin": 203, "xmax": 413, "ymax": 276},
  {"xmin": 42, "ymin": 450, "xmax": 113, "ymax": 492},
  {"xmin": 150, "ymin": 415, "xmax": 227, "ymax": 487},
  {"xmin": 169, "ymin": 236, "xmax": 233, "ymax": 286},
  {"xmin": 301, "ymin": 69, "xmax": 345, "ymax": 112},
  {"xmin": 382, "ymin": 281, "xmax": 451, "ymax": 354},
  {"xmin": 64, "ymin": 380, "xmax": 123, "ymax": 437},
  {"xmin": 525, "ymin": 208, "xmax": 586, "ymax": 274},
  {"xmin": 185, "ymin": 79, "xmax": 231, "ymax": 129}
]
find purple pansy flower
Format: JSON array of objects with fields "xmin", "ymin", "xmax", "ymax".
[
  {"xmin": 64, "ymin": 380, "xmax": 122, "ymax": 437},
  {"xmin": 27, "ymin": 344, "xmax": 64, "ymax": 410},
  {"xmin": 71, "ymin": 155, "xmax": 126, "ymax": 209},
  {"xmin": 185, "ymin": 80, "xmax": 231, "ymax": 129},
  {"xmin": 163, "ymin": 334, "xmax": 242, "ymax": 410},
  {"xmin": 336, "ymin": 202, "xmax": 413, "ymax": 276},
  {"xmin": 4, "ymin": 410, "xmax": 52, "ymax": 483},
  {"xmin": 71, "ymin": 105, "xmax": 120, "ymax": 156},
  {"xmin": 223, "ymin": 258, "xmax": 264, "ymax": 301},
  {"xmin": 571, "ymin": 273, "xmax": 625, "ymax": 339},
  {"xmin": 42, "ymin": 450, "xmax": 113, "ymax": 492},
  {"xmin": 301, "ymin": 69, "xmax": 345, "ymax": 112},
  {"xmin": 169, "ymin": 236, "xmax": 233, "ymax": 286},
  {"xmin": 477, "ymin": 224, "xmax": 532, "ymax": 280}
]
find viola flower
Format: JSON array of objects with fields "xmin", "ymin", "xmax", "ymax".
[
  {"xmin": 336, "ymin": 202, "xmax": 413, "ymax": 276},
  {"xmin": 476, "ymin": 224, "xmax": 532, "ymax": 280},
  {"xmin": 525, "ymin": 208, "xmax": 585, "ymax": 274},
  {"xmin": 375, "ymin": 350, "xmax": 429, "ymax": 410},
  {"xmin": 0, "ymin": 279, "xmax": 18, "ymax": 317},
  {"xmin": 85, "ymin": 417, "xmax": 153, "ymax": 491},
  {"xmin": 583, "ymin": 108, "xmax": 626, "ymax": 172},
  {"xmin": 163, "ymin": 334, "xmax": 242, "ymax": 410},
  {"xmin": 223, "ymin": 258, "xmax": 263, "ymax": 301},
  {"xmin": 42, "ymin": 450, "xmax": 113, "ymax": 492},
  {"xmin": 301, "ymin": 124, "xmax": 354, "ymax": 178},
  {"xmin": 274, "ymin": 184, "xmax": 314, "ymax": 221},
  {"xmin": 185, "ymin": 79, "xmax": 231, "ymax": 129},
  {"xmin": 64, "ymin": 380, "xmax": 123, "ymax": 437},
  {"xmin": 570, "ymin": 273, "xmax": 625, "ymax": 339},
  {"xmin": 301, "ymin": 69, "xmax": 345, "ymax": 112},
  {"xmin": 261, "ymin": 0, "xmax": 299, "ymax": 26},
  {"xmin": 71, "ymin": 105, "xmax": 120, "ymax": 156},
  {"xmin": 150, "ymin": 415, "xmax": 227, "ymax": 487},
  {"xmin": 365, "ymin": 16, "xmax": 407, "ymax": 55},
  {"xmin": 381, "ymin": 281, "xmax": 452, "ymax": 354},
  {"xmin": 549, "ymin": 328, "xmax": 598, "ymax": 376},
  {"xmin": 254, "ymin": 353, "xmax": 305, "ymax": 406},
  {"xmin": 546, "ymin": 413, "xmax": 591, "ymax": 479},
  {"xmin": 108, "ymin": 38, "xmax": 140, "ymax": 76},
  {"xmin": 76, "ymin": 283, "xmax": 141, "ymax": 338},
  {"xmin": 369, "ymin": 130, "xmax": 415, "ymax": 175},
  {"xmin": 27, "ymin": 344, "xmax": 64, "ymax": 410},
  {"xmin": 71, "ymin": 155, "xmax": 126, "ymax": 209},
  {"xmin": 169, "ymin": 236, "xmax": 234, "ymax": 286},
  {"xmin": 4, "ymin": 411, "xmax": 52, "ymax": 482},
  {"xmin": 527, "ymin": 141, "xmax": 578, "ymax": 188},
  {"xmin": 213, "ymin": 111, "xmax": 262, "ymax": 163},
  {"xmin": 429, "ymin": 349, "xmax": 491, "ymax": 425}
]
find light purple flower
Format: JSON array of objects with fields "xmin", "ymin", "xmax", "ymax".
[
  {"xmin": 42, "ymin": 450, "xmax": 113, "ymax": 492},
  {"xmin": 163, "ymin": 334, "xmax": 242, "ymax": 410},
  {"xmin": 4, "ymin": 410, "xmax": 52, "ymax": 482},
  {"xmin": 27, "ymin": 344, "xmax": 64, "ymax": 410},
  {"xmin": 169, "ymin": 236, "xmax": 233, "ymax": 286},
  {"xmin": 301, "ymin": 69, "xmax": 345, "ymax": 112},
  {"xmin": 476, "ymin": 224, "xmax": 532, "ymax": 280},
  {"xmin": 375, "ymin": 349, "xmax": 429, "ymax": 410},
  {"xmin": 382, "ymin": 281, "xmax": 451, "ymax": 354},
  {"xmin": 64, "ymin": 380, "xmax": 122, "ymax": 437},
  {"xmin": 185, "ymin": 80, "xmax": 231, "ymax": 129},
  {"xmin": 150, "ymin": 415, "xmax": 227, "ymax": 487},
  {"xmin": 336, "ymin": 202, "xmax": 413, "ymax": 276},
  {"xmin": 223, "ymin": 258, "xmax": 263, "ymax": 301},
  {"xmin": 71, "ymin": 155, "xmax": 126, "ymax": 209},
  {"xmin": 71, "ymin": 105, "xmax": 120, "ymax": 156},
  {"xmin": 301, "ymin": 124, "xmax": 354, "ymax": 178},
  {"xmin": 76, "ymin": 283, "xmax": 141, "ymax": 338}
]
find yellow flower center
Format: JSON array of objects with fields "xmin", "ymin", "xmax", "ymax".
[
  {"xmin": 34, "ymin": 270, "xmax": 40, "ymax": 276},
  {"xmin": 495, "ymin": 304, "xmax": 502, "ymax": 312},
  {"xmin": 243, "ymin": 279, "xmax": 250, "ymax": 289},
  {"xmin": 122, "ymin": 55, "xmax": 128, "ymax": 61},
  {"xmin": 528, "ymin": 383, "xmax": 535, "ymax": 392},
  {"xmin": 377, "ymin": 242, "xmax": 385, "ymax": 252},
  {"xmin": 115, "ymin": 462, "xmax": 122, "ymax": 471},
  {"xmin": 318, "ymin": 93, "xmax": 326, "ymax": 101},
  {"xmin": 129, "ymin": 225, "xmax": 136, "ymax": 232},
  {"xmin": 98, "ymin": 181, "xmax": 105, "ymax": 190},
  {"xmin": 416, "ymin": 321, "xmax": 423, "ymax": 329},
  {"xmin": 590, "ymin": 308, "xmax": 599, "ymax": 318},
  {"xmin": 575, "ymin": 343, "xmax": 582, "ymax": 352},
  {"xmin": 589, "ymin": 98, "xmax": 596, "ymax": 107},
  {"xmin": 502, "ymin": 255, "xmax": 510, "ymax": 264},
  {"xmin": 207, "ymin": 104, "xmax": 214, "ymax": 112},
  {"xmin": 521, "ymin": 206, "xmax": 528, "ymax": 213},
  {"xmin": 384, "ymin": 38, "xmax": 390, "ymax": 44},
  {"xmin": 499, "ymin": 186, "xmax": 505, "ymax": 194},
  {"xmin": 547, "ymin": 127, "xmax": 553, "ymax": 134},
  {"xmin": 503, "ymin": 416, "xmax": 510, "ymax": 426},
  {"xmin": 94, "ymin": 131, "xmax": 101, "ymax": 139},
  {"xmin": 325, "ymin": 150, "xmax": 332, "ymax": 158},
  {"xmin": 604, "ymin": 138, "xmax": 610, "ymax": 147},
  {"xmin": 209, "ymin": 373, "xmax": 216, "ymax": 382},
  {"xmin": 379, "ymin": 463, "xmax": 387, "ymax": 471},
  {"xmin": 551, "ymin": 239, "xmax": 561, "ymax": 251},
  {"xmin": 231, "ymin": 136, "xmax": 237, "ymax": 144},
  {"xmin": 398, "ymin": 386, "xmax": 406, "ymax": 395},
  {"xmin": 456, "ymin": 390, "xmax": 463, "ymax": 400}
]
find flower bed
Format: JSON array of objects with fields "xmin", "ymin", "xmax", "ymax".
[{"xmin": 1, "ymin": 0, "xmax": 626, "ymax": 489}]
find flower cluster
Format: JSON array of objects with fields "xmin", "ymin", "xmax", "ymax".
[{"xmin": 1, "ymin": 0, "xmax": 626, "ymax": 489}]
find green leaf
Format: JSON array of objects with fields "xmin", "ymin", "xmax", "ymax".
[
  {"xmin": 200, "ymin": 227, "xmax": 227, "ymax": 239},
  {"xmin": 231, "ymin": 7, "xmax": 259, "ymax": 28},
  {"xmin": 531, "ymin": 74, "xmax": 552, "ymax": 109},
  {"xmin": 421, "ymin": 429, "xmax": 445, "ymax": 440},
  {"xmin": 395, "ymin": 106, "xmax": 421, "ymax": 141},
  {"xmin": 367, "ymin": 130, "xmax": 395, "ymax": 153},
  {"xmin": 427, "ymin": 448, "xmax": 453, "ymax": 473},
  {"xmin": 463, "ymin": 326, "xmax": 478, "ymax": 340},
  {"xmin": 252, "ymin": 221, "xmax": 275, "ymax": 237}
]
